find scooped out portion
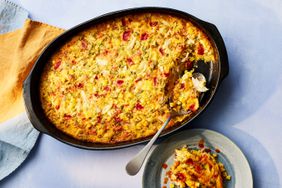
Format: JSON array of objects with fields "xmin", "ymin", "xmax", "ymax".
[{"xmin": 170, "ymin": 70, "xmax": 201, "ymax": 113}]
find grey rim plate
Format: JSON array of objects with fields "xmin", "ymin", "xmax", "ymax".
[{"xmin": 143, "ymin": 128, "xmax": 253, "ymax": 188}]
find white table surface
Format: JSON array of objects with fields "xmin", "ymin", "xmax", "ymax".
[{"xmin": 1, "ymin": 0, "xmax": 282, "ymax": 187}]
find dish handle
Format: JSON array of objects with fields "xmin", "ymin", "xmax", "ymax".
[{"xmin": 201, "ymin": 21, "xmax": 229, "ymax": 83}]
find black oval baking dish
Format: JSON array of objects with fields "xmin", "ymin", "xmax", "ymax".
[{"xmin": 23, "ymin": 7, "xmax": 228, "ymax": 150}]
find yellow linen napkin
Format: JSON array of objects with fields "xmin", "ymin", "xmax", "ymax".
[{"xmin": 0, "ymin": 19, "xmax": 64, "ymax": 122}]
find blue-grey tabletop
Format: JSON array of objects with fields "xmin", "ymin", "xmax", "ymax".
[{"xmin": 1, "ymin": 0, "xmax": 282, "ymax": 187}]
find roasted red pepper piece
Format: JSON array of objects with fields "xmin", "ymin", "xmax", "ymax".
[
  {"xmin": 77, "ymin": 83, "xmax": 84, "ymax": 88},
  {"xmin": 113, "ymin": 125, "xmax": 123, "ymax": 131},
  {"xmin": 90, "ymin": 129, "xmax": 97, "ymax": 135},
  {"xmin": 189, "ymin": 104, "xmax": 196, "ymax": 112},
  {"xmin": 135, "ymin": 78, "xmax": 142, "ymax": 83},
  {"xmin": 176, "ymin": 173, "xmax": 186, "ymax": 182},
  {"xmin": 195, "ymin": 164, "xmax": 202, "ymax": 172},
  {"xmin": 104, "ymin": 86, "xmax": 110, "ymax": 91},
  {"xmin": 97, "ymin": 115, "xmax": 102, "ymax": 123},
  {"xmin": 140, "ymin": 32, "xmax": 149, "ymax": 40},
  {"xmin": 122, "ymin": 30, "xmax": 131, "ymax": 41},
  {"xmin": 126, "ymin": 58, "xmax": 134, "ymax": 66},
  {"xmin": 164, "ymin": 72, "xmax": 170, "ymax": 77},
  {"xmin": 149, "ymin": 21, "xmax": 158, "ymax": 27},
  {"xmin": 166, "ymin": 170, "xmax": 172, "ymax": 178},
  {"xmin": 117, "ymin": 80, "xmax": 124, "ymax": 85},
  {"xmin": 114, "ymin": 117, "xmax": 122, "ymax": 123},
  {"xmin": 54, "ymin": 60, "xmax": 61, "ymax": 70},
  {"xmin": 162, "ymin": 163, "xmax": 168, "ymax": 169},
  {"xmin": 185, "ymin": 60, "xmax": 193, "ymax": 70},
  {"xmin": 153, "ymin": 77, "xmax": 157, "ymax": 86},
  {"xmin": 197, "ymin": 43, "xmax": 205, "ymax": 55},
  {"xmin": 64, "ymin": 114, "xmax": 72, "ymax": 120},
  {"xmin": 186, "ymin": 158, "xmax": 193, "ymax": 165},
  {"xmin": 55, "ymin": 105, "xmax": 60, "ymax": 110},
  {"xmin": 81, "ymin": 39, "xmax": 88, "ymax": 50},
  {"xmin": 159, "ymin": 47, "xmax": 165, "ymax": 56},
  {"xmin": 121, "ymin": 18, "xmax": 126, "ymax": 26},
  {"xmin": 135, "ymin": 102, "xmax": 144, "ymax": 110}
]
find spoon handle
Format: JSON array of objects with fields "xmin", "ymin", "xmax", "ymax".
[{"xmin": 125, "ymin": 116, "xmax": 172, "ymax": 176}]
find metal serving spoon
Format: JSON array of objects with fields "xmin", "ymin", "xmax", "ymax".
[{"xmin": 125, "ymin": 73, "xmax": 207, "ymax": 176}]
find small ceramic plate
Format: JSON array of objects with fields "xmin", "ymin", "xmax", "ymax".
[{"xmin": 143, "ymin": 128, "xmax": 253, "ymax": 188}]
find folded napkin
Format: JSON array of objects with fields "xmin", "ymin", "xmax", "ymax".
[{"xmin": 0, "ymin": 0, "xmax": 64, "ymax": 180}]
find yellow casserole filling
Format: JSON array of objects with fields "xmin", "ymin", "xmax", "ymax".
[{"xmin": 40, "ymin": 13, "xmax": 215, "ymax": 143}]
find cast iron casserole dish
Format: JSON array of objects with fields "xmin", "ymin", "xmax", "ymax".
[{"xmin": 23, "ymin": 7, "xmax": 229, "ymax": 150}]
